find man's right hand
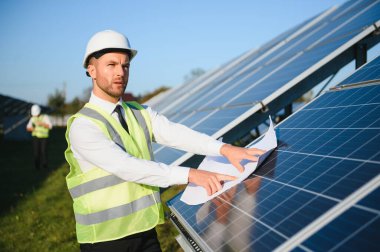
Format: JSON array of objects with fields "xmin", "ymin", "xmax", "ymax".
[{"xmin": 188, "ymin": 169, "xmax": 237, "ymax": 196}]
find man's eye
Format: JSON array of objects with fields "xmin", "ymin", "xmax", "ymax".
[
  {"xmin": 108, "ymin": 63, "xmax": 115, "ymax": 66},
  {"xmin": 123, "ymin": 65, "xmax": 130, "ymax": 69}
]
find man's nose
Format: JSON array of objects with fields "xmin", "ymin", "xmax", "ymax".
[{"xmin": 115, "ymin": 64, "xmax": 125, "ymax": 76}]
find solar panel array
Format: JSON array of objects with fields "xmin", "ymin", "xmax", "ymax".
[
  {"xmin": 0, "ymin": 94, "xmax": 50, "ymax": 139},
  {"xmin": 167, "ymin": 54, "xmax": 380, "ymax": 251},
  {"xmin": 1, "ymin": 94, "xmax": 33, "ymax": 119},
  {"xmin": 152, "ymin": 0, "xmax": 380, "ymax": 167}
]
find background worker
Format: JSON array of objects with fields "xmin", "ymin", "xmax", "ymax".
[
  {"xmin": 65, "ymin": 30, "xmax": 264, "ymax": 252},
  {"xmin": 26, "ymin": 104, "xmax": 52, "ymax": 170}
]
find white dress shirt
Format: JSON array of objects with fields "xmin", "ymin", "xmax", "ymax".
[{"xmin": 69, "ymin": 93, "xmax": 224, "ymax": 188}]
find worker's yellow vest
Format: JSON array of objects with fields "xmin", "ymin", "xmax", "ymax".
[
  {"xmin": 31, "ymin": 115, "xmax": 49, "ymax": 138},
  {"xmin": 64, "ymin": 102, "xmax": 164, "ymax": 243}
]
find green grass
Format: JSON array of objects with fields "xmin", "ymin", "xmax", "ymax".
[
  {"xmin": 0, "ymin": 128, "xmax": 184, "ymax": 252},
  {"xmin": 0, "ymin": 163, "xmax": 78, "ymax": 251}
]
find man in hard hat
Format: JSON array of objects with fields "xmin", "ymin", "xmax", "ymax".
[
  {"xmin": 26, "ymin": 104, "xmax": 52, "ymax": 170},
  {"xmin": 65, "ymin": 30, "xmax": 264, "ymax": 252}
]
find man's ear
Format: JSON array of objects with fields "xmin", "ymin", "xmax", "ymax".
[{"xmin": 87, "ymin": 64, "xmax": 96, "ymax": 79}]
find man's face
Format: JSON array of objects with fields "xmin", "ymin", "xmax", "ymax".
[{"xmin": 88, "ymin": 52, "xmax": 130, "ymax": 103}]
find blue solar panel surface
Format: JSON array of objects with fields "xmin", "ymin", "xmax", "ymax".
[
  {"xmin": 297, "ymin": 187, "xmax": 380, "ymax": 252},
  {"xmin": 339, "ymin": 54, "xmax": 380, "ymax": 86},
  {"xmin": 168, "ymin": 82, "xmax": 380, "ymax": 251},
  {"xmin": 151, "ymin": 13, "xmax": 315, "ymax": 113},
  {"xmin": 153, "ymin": 0, "xmax": 380, "ymax": 165}
]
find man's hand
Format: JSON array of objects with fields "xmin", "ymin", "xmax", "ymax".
[
  {"xmin": 220, "ymin": 144, "xmax": 265, "ymax": 173},
  {"xmin": 36, "ymin": 121, "xmax": 49, "ymax": 128},
  {"xmin": 188, "ymin": 169, "xmax": 236, "ymax": 196}
]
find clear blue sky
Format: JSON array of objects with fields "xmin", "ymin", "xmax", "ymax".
[{"xmin": 0, "ymin": 0, "xmax": 347, "ymax": 105}]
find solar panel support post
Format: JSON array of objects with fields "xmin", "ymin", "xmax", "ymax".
[
  {"xmin": 355, "ymin": 43, "xmax": 367, "ymax": 69},
  {"xmin": 277, "ymin": 103, "xmax": 293, "ymax": 123},
  {"xmin": 220, "ymin": 108, "xmax": 273, "ymax": 145}
]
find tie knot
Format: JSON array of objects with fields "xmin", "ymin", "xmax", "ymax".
[{"xmin": 114, "ymin": 104, "xmax": 123, "ymax": 114}]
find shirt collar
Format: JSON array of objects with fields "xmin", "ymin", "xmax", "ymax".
[{"xmin": 89, "ymin": 92, "xmax": 123, "ymax": 114}]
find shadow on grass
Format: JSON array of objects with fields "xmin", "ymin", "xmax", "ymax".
[{"xmin": 0, "ymin": 127, "xmax": 67, "ymax": 216}]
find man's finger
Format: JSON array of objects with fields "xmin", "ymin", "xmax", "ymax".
[
  {"xmin": 216, "ymin": 173, "xmax": 238, "ymax": 181},
  {"xmin": 247, "ymin": 148, "xmax": 265, "ymax": 155},
  {"xmin": 209, "ymin": 178, "xmax": 218, "ymax": 195},
  {"xmin": 244, "ymin": 154, "xmax": 259, "ymax": 162},
  {"xmin": 211, "ymin": 176, "xmax": 222, "ymax": 192},
  {"xmin": 232, "ymin": 161, "xmax": 245, "ymax": 173},
  {"xmin": 205, "ymin": 185, "xmax": 211, "ymax": 196}
]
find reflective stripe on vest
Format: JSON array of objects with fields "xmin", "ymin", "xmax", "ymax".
[
  {"xmin": 79, "ymin": 107, "xmax": 126, "ymax": 151},
  {"xmin": 127, "ymin": 103, "xmax": 155, "ymax": 161},
  {"xmin": 74, "ymin": 191, "xmax": 161, "ymax": 225},
  {"xmin": 78, "ymin": 105, "xmax": 153, "ymax": 158},
  {"xmin": 69, "ymin": 174, "xmax": 124, "ymax": 198}
]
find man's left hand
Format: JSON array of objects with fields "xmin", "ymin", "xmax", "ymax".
[{"xmin": 220, "ymin": 144, "xmax": 265, "ymax": 173}]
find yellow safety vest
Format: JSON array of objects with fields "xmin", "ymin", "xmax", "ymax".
[
  {"xmin": 31, "ymin": 115, "xmax": 50, "ymax": 138},
  {"xmin": 64, "ymin": 101, "xmax": 164, "ymax": 243}
]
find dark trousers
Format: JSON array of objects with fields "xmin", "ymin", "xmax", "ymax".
[
  {"xmin": 79, "ymin": 228, "xmax": 162, "ymax": 252},
  {"xmin": 32, "ymin": 137, "xmax": 48, "ymax": 170}
]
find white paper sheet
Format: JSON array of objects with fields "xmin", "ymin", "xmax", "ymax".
[{"xmin": 180, "ymin": 118, "xmax": 277, "ymax": 205}]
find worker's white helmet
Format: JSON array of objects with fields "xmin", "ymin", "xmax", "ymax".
[
  {"xmin": 31, "ymin": 104, "xmax": 41, "ymax": 116},
  {"xmin": 83, "ymin": 30, "xmax": 137, "ymax": 68}
]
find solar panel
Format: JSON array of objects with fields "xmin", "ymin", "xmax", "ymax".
[
  {"xmin": 149, "ymin": 12, "xmax": 318, "ymax": 114},
  {"xmin": 153, "ymin": 0, "xmax": 380, "ymax": 166},
  {"xmin": 339, "ymin": 53, "xmax": 380, "ymax": 86},
  {"xmin": 167, "ymin": 57, "xmax": 380, "ymax": 251},
  {"xmin": 297, "ymin": 187, "xmax": 380, "ymax": 251}
]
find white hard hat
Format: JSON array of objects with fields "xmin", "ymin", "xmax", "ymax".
[
  {"xmin": 83, "ymin": 30, "xmax": 138, "ymax": 68},
  {"xmin": 31, "ymin": 104, "xmax": 41, "ymax": 116}
]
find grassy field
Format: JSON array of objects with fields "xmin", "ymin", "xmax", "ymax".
[{"xmin": 0, "ymin": 128, "xmax": 184, "ymax": 252}]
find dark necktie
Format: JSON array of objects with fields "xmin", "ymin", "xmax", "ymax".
[{"xmin": 114, "ymin": 105, "xmax": 129, "ymax": 133}]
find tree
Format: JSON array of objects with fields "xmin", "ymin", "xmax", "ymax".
[
  {"xmin": 47, "ymin": 88, "xmax": 66, "ymax": 116},
  {"xmin": 82, "ymin": 86, "xmax": 92, "ymax": 102},
  {"xmin": 138, "ymin": 86, "xmax": 170, "ymax": 103},
  {"xmin": 65, "ymin": 97, "xmax": 85, "ymax": 114},
  {"xmin": 184, "ymin": 68, "xmax": 206, "ymax": 83}
]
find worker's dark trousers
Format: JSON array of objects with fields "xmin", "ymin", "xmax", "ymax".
[
  {"xmin": 32, "ymin": 137, "xmax": 48, "ymax": 170},
  {"xmin": 79, "ymin": 228, "xmax": 162, "ymax": 252}
]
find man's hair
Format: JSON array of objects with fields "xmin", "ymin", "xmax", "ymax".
[
  {"xmin": 85, "ymin": 49, "xmax": 132, "ymax": 77},
  {"xmin": 86, "ymin": 49, "xmax": 132, "ymax": 67}
]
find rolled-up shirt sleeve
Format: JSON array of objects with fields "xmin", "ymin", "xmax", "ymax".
[
  {"xmin": 147, "ymin": 107, "xmax": 224, "ymax": 156},
  {"xmin": 69, "ymin": 117, "xmax": 190, "ymax": 187}
]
